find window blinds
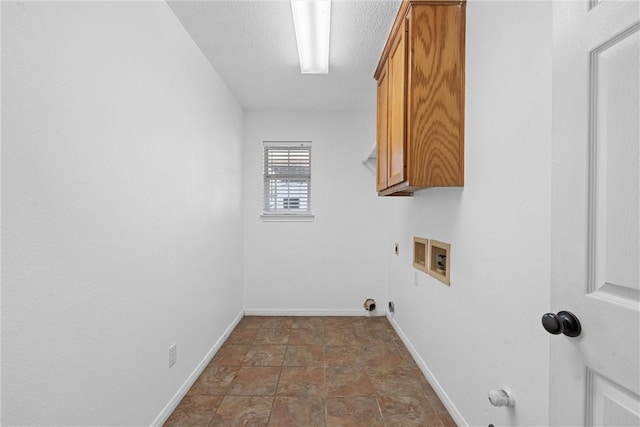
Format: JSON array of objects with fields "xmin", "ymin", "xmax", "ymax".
[{"xmin": 263, "ymin": 142, "xmax": 311, "ymax": 214}]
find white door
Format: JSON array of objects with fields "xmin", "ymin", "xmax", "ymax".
[{"xmin": 551, "ymin": 0, "xmax": 640, "ymax": 425}]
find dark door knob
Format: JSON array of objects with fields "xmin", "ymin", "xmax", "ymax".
[{"xmin": 542, "ymin": 311, "xmax": 581, "ymax": 337}]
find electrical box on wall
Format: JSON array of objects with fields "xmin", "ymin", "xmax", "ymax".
[
  {"xmin": 413, "ymin": 237, "xmax": 428, "ymax": 273},
  {"xmin": 429, "ymin": 240, "xmax": 451, "ymax": 286}
]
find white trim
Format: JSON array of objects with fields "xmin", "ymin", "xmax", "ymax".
[
  {"xmin": 150, "ymin": 310, "xmax": 244, "ymax": 427},
  {"xmin": 264, "ymin": 141, "xmax": 311, "ymax": 148},
  {"xmin": 386, "ymin": 313, "xmax": 468, "ymax": 427},
  {"xmin": 260, "ymin": 214, "xmax": 315, "ymax": 222},
  {"xmin": 244, "ymin": 308, "xmax": 387, "ymax": 317}
]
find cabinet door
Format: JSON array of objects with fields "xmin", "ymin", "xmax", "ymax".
[
  {"xmin": 387, "ymin": 19, "xmax": 407, "ymax": 187},
  {"xmin": 376, "ymin": 62, "xmax": 389, "ymax": 191}
]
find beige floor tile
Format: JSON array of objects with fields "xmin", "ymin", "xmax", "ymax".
[
  {"xmin": 325, "ymin": 346, "xmax": 364, "ymax": 367},
  {"xmin": 323, "ymin": 316, "xmax": 358, "ymax": 329},
  {"xmin": 362, "ymin": 344, "xmax": 411, "ymax": 368},
  {"xmin": 236, "ymin": 317, "xmax": 264, "ymax": 329},
  {"xmin": 226, "ymin": 367, "xmax": 280, "ymax": 396},
  {"xmin": 253, "ymin": 328, "xmax": 290, "ymax": 345},
  {"xmin": 367, "ymin": 365, "xmax": 426, "ymax": 397},
  {"xmin": 277, "ymin": 367, "xmax": 325, "ymax": 397},
  {"xmin": 188, "ymin": 366, "xmax": 240, "ymax": 396},
  {"xmin": 288, "ymin": 328, "xmax": 324, "ymax": 345},
  {"xmin": 256, "ymin": 316, "xmax": 293, "ymax": 330},
  {"xmin": 326, "ymin": 366, "xmax": 375, "ymax": 397},
  {"xmin": 283, "ymin": 345, "xmax": 324, "ymax": 367},
  {"xmin": 242, "ymin": 345, "xmax": 286, "ymax": 367},
  {"xmin": 209, "ymin": 396, "xmax": 272, "ymax": 427},
  {"xmin": 227, "ymin": 328, "xmax": 259, "ymax": 345},
  {"xmin": 268, "ymin": 396, "xmax": 326, "ymax": 427},
  {"xmin": 384, "ymin": 413, "xmax": 444, "ymax": 427},
  {"xmin": 325, "ymin": 396, "xmax": 384, "ymax": 427},
  {"xmin": 324, "ymin": 327, "xmax": 357, "ymax": 346},
  {"xmin": 377, "ymin": 395, "xmax": 434, "ymax": 418},
  {"xmin": 291, "ymin": 317, "xmax": 324, "ymax": 329},
  {"xmin": 164, "ymin": 395, "xmax": 223, "ymax": 427},
  {"xmin": 212, "ymin": 345, "xmax": 249, "ymax": 366}
]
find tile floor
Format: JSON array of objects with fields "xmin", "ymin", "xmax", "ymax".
[{"xmin": 164, "ymin": 316, "xmax": 456, "ymax": 427}]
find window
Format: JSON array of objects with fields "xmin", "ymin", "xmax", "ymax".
[
  {"xmin": 282, "ymin": 197, "xmax": 300, "ymax": 209},
  {"xmin": 262, "ymin": 141, "xmax": 312, "ymax": 220}
]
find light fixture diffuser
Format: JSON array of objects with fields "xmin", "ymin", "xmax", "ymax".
[{"xmin": 291, "ymin": 0, "xmax": 331, "ymax": 74}]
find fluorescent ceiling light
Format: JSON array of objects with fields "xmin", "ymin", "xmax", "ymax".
[{"xmin": 291, "ymin": 0, "xmax": 331, "ymax": 74}]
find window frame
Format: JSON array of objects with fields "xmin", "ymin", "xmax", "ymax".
[{"xmin": 261, "ymin": 141, "xmax": 314, "ymax": 222}]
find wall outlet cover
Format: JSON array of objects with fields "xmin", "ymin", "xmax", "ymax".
[{"xmin": 169, "ymin": 343, "xmax": 177, "ymax": 367}]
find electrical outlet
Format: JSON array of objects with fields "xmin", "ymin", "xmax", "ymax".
[
  {"xmin": 388, "ymin": 301, "xmax": 395, "ymax": 313},
  {"xmin": 169, "ymin": 343, "xmax": 177, "ymax": 367},
  {"xmin": 394, "ymin": 243, "xmax": 399, "ymax": 256},
  {"xmin": 414, "ymin": 271, "xmax": 419, "ymax": 287}
]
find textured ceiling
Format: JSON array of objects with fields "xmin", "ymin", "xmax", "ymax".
[{"xmin": 167, "ymin": 0, "xmax": 401, "ymax": 111}]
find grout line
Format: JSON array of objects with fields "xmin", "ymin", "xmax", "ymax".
[{"xmin": 265, "ymin": 325, "xmax": 288, "ymax": 426}]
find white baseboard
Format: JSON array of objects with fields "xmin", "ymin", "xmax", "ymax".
[
  {"xmin": 386, "ymin": 313, "xmax": 468, "ymax": 427},
  {"xmin": 151, "ymin": 310, "xmax": 244, "ymax": 427},
  {"xmin": 243, "ymin": 308, "xmax": 387, "ymax": 317}
]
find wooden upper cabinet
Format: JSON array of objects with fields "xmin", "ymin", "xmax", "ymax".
[
  {"xmin": 387, "ymin": 18, "xmax": 408, "ymax": 188},
  {"xmin": 376, "ymin": 62, "xmax": 389, "ymax": 192},
  {"xmin": 374, "ymin": 0, "xmax": 466, "ymax": 196}
]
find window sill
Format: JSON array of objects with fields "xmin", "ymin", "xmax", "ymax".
[{"xmin": 260, "ymin": 213, "xmax": 315, "ymax": 222}]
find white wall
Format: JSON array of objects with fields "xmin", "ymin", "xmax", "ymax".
[
  {"xmin": 2, "ymin": 1, "xmax": 554, "ymax": 425},
  {"xmin": 242, "ymin": 112, "xmax": 388, "ymax": 315},
  {"xmin": 386, "ymin": 2, "xmax": 552, "ymax": 426},
  {"xmin": 1, "ymin": 2, "xmax": 243, "ymax": 425}
]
